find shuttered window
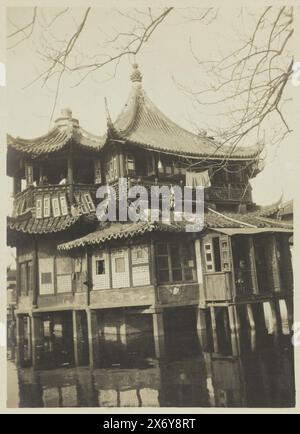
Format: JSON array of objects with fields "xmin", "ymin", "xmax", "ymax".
[
  {"xmin": 52, "ymin": 197, "xmax": 61, "ymax": 217},
  {"xmin": 43, "ymin": 195, "xmax": 51, "ymax": 218},
  {"xmin": 36, "ymin": 197, "xmax": 43, "ymax": 219},
  {"xmin": 59, "ymin": 194, "xmax": 68, "ymax": 215}
]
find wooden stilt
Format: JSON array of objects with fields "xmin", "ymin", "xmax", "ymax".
[
  {"xmin": 285, "ymin": 298, "xmax": 294, "ymax": 334},
  {"xmin": 31, "ymin": 314, "xmax": 43, "ymax": 367},
  {"xmin": 86, "ymin": 309, "xmax": 98, "ymax": 367},
  {"xmin": 231, "ymin": 330, "xmax": 241, "ymax": 357},
  {"xmin": 196, "ymin": 308, "xmax": 207, "ymax": 332},
  {"xmin": 210, "ymin": 306, "xmax": 217, "ymax": 331},
  {"xmin": 270, "ymin": 300, "xmax": 281, "ymax": 338},
  {"xmin": 210, "ymin": 307, "xmax": 219, "ymax": 353},
  {"xmin": 16, "ymin": 314, "xmax": 24, "ymax": 366},
  {"xmin": 247, "ymin": 304, "xmax": 256, "ymax": 331},
  {"xmin": 152, "ymin": 311, "xmax": 165, "ymax": 359},
  {"xmin": 72, "ymin": 310, "xmax": 80, "ymax": 366},
  {"xmin": 228, "ymin": 305, "xmax": 240, "ymax": 333}
]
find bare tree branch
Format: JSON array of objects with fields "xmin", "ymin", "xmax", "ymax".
[
  {"xmin": 175, "ymin": 6, "xmax": 293, "ymax": 157},
  {"xmin": 7, "ymin": 7, "xmax": 37, "ymax": 49}
]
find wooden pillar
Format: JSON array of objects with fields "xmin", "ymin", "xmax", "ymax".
[
  {"xmin": 231, "ymin": 331, "xmax": 241, "ymax": 357},
  {"xmin": 32, "ymin": 238, "xmax": 39, "ymax": 307},
  {"xmin": 85, "ymin": 247, "xmax": 93, "ymax": 305},
  {"xmin": 31, "ymin": 314, "xmax": 43, "ymax": 367},
  {"xmin": 228, "ymin": 305, "xmax": 240, "ymax": 333},
  {"xmin": 150, "ymin": 241, "xmax": 158, "ymax": 287},
  {"xmin": 247, "ymin": 303, "xmax": 256, "ymax": 332},
  {"xmin": 86, "ymin": 309, "xmax": 98, "ymax": 367},
  {"xmin": 210, "ymin": 306, "xmax": 219, "ymax": 354},
  {"xmin": 210, "ymin": 306, "xmax": 217, "ymax": 331},
  {"xmin": 72, "ymin": 310, "xmax": 80, "ymax": 366},
  {"xmin": 196, "ymin": 308, "xmax": 207, "ymax": 332},
  {"xmin": 152, "ymin": 310, "xmax": 165, "ymax": 359},
  {"xmin": 228, "ymin": 305, "xmax": 241, "ymax": 356},
  {"xmin": 16, "ymin": 314, "xmax": 24, "ymax": 366},
  {"xmin": 285, "ymin": 297, "xmax": 294, "ymax": 334},
  {"xmin": 269, "ymin": 300, "xmax": 281, "ymax": 338}
]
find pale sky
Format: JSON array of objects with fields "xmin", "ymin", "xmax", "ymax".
[{"xmin": 6, "ymin": 5, "xmax": 298, "ymax": 208}]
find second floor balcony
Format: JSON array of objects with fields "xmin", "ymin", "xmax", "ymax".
[{"xmin": 12, "ymin": 183, "xmax": 98, "ymax": 219}]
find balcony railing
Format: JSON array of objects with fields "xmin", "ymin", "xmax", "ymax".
[{"xmin": 12, "ymin": 183, "xmax": 98, "ymax": 217}]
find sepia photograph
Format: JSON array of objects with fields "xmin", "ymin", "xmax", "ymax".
[{"xmin": 2, "ymin": 1, "xmax": 298, "ymax": 412}]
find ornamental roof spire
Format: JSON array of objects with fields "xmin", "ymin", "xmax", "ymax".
[{"xmin": 130, "ymin": 63, "xmax": 142, "ymax": 83}]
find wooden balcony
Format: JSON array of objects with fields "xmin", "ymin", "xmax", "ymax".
[
  {"xmin": 12, "ymin": 183, "xmax": 98, "ymax": 217},
  {"xmin": 203, "ymin": 272, "xmax": 233, "ymax": 302}
]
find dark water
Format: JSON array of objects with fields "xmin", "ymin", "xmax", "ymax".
[{"xmin": 7, "ymin": 327, "xmax": 295, "ymax": 408}]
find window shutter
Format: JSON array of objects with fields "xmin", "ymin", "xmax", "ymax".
[
  {"xmin": 36, "ymin": 196, "xmax": 43, "ymax": 219},
  {"xmin": 59, "ymin": 194, "xmax": 68, "ymax": 215},
  {"xmin": 52, "ymin": 196, "xmax": 61, "ymax": 217},
  {"xmin": 43, "ymin": 195, "xmax": 51, "ymax": 217}
]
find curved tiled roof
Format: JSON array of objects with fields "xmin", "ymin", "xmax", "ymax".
[
  {"xmin": 7, "ymin": 67, "xmax": 263, "ymax": 160},
  {"xmin": 108, "ymin": 82, "xmax": 263, "ymax": 159},
  {"xmin": 58, "ymin": 210, "xmax": 293, "ymax": 251},
  {"xmin": 58, "ymin": 221, "xmax": 182, "ymax": 250},
  {"xmin": 7, "ymin": 214, "xmax": 82, "ymax": 234},
  {"xmin": 7, "ymin": 121, "xmax": 106, "ymax": 156}
]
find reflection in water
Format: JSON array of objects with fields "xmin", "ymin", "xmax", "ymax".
[{"xmin": 7, "ymin": 325, "xmax": 295, "ymax": 408}]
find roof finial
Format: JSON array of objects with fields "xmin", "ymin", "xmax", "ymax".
[
  {"xmin": 61, "ymin": 108, "xmax": 72, "ymax": 118},
  {"xmin": 130, "ymin": 63, "xmax": 142, "ymax": 83}
]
